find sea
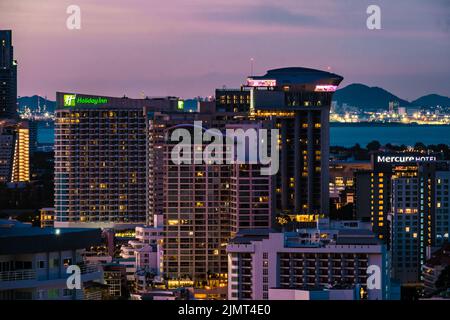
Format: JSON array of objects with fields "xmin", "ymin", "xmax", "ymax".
[{"xmin": 37, "ymin": 122, "xmax": 450, "ymax": 148}]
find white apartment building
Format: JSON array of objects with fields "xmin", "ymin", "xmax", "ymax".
[{"xmin": 227, "ymin": 220, "xmax": 390, "ymax": 300}]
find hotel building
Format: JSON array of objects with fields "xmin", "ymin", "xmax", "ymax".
[
  {"xmin": 54, "ymin": 92, "xmax": 179, "ymax": 229},
  {"xmin": 218, "ymin": 67, "xmax": 343, "ymax": 222},
  {"xmin": 226, "ymin": 219, "xmax": 390, "ymax": 300},
  {"xmin": 161, "ymin": 119, "xmax": 231, "ymax": 287},
  {"xmin": 390, "ymin": 161, "xmax": 450, "ymax": 283}
]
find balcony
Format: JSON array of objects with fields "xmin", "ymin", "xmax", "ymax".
[
  {"xmin": 0, "ymin": 263, "xmax": 102, "ymax": 290},
  {"xmin": 0, "ymin": 270, "xmax": 36, "ymax": 282}
]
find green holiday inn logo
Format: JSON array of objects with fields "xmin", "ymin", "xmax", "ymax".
[
  {"xmin": 63, "ymin": 94, "xmax": 108, "ymax": 107},
  {"xmin": 63, "ymin": 94, "xmax": 76, "ymax": 107}
]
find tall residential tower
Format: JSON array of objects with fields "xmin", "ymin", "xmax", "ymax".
[{"xmin": 0, "ymin": 30, "xmax": 18, "ymax": 120}]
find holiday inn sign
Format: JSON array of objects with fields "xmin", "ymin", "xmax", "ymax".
[{"xmin": 63, "ymin": 94, "xmax": 109, "ymax": 107}]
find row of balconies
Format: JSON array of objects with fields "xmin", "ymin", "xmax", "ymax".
[{"xmin": 0, "ymin": 263, "xmax": 101, "ymax": 289}]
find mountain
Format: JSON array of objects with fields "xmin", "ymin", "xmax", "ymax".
[
  {"xmin": 332, "ymin": 83, "xmax": 411, "ymax": 110},
  {"xmin": 411, "ymin": 94, "xmax": 450, "ymax": 108},
  {"xmin": 18, "ymin": 95, "xmax": 56, "ymax": 113},
  {"xmin": 17, "ymin": 89, "xmax": 450, "ymax": 114}
]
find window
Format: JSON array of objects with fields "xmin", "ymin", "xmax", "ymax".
[
  {"xmin": 48, "ymin": 289, "xmax": 59, "ymax": 299},
  {"xmin": 38, "ymin": 261, "xmax": 45, "ymax": 269},
  {"xmin": 50, "ymin": 259, "xmax": 59, "ymax": 268},
  {"xmin": 63, "ymin": 258, "xmax": 72, "ymax": 267},
  {"xmin": 63, "ymin": 289, "xmax": 73, "ymax": 297}
]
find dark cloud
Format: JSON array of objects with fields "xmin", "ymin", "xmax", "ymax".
[{"xmin": 203, "ymin": 5, "xmax": 322, "ymax": 28}]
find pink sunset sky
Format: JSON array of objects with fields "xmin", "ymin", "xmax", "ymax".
[{"xmin": 0, "ymin": 0, "xmax": 449, "ymax": 100}]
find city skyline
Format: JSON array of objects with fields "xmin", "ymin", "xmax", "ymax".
[
  {"xmin": 0, "ymin": 0, "xmax": 449, "ymax": 100},
  {"xmin": 1, "ymin": 2, "xmax": 450, "ymax": 304}
]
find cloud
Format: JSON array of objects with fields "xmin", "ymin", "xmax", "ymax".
[{"xmin": 201, "ymin": 4, "xmax": 322, "ymax": 28}]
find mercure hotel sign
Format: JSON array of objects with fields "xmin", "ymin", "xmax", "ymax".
[{"xmin": 377, "ymin": 155, "xmax": 437, "ymax": 163}]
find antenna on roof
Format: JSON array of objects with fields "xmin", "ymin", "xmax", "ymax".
[{"xmin": 250, "ymin": 57, "xmax": 254, "ymax": 76}]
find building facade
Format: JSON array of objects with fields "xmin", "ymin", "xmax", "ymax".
[
  {"xmin": 227, "ymin": 221, "xmax": 390, "ymax": 300},
  {"xmin": 390, "ymin": 161, "xmax": 450, "ymax": 283},
  {"xmin": 0, "ymin": 120, "xmax": 29, "ymax": 183},
  {"xmin": 54, "ymin": 92, "xmax": 178, "ymax": 229},
  {"xmin": 218, "ymin": 68, "xmax": 343, "ymax": 222}
]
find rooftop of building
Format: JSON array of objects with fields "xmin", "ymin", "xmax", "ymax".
[
  {"xmin": 229, "ymin": 220, "xmax": 381, "ymax": 247},
  {"xmin": 228, "ymin": 228, "xmax": 276, "ymax": 244},
  {"xmin": 55, "ymin": 92, "xmax": 180, "ymax": 111},
  {"xmin": 248, "ymin": 67, "xmax": 344, "ymax": 86}
]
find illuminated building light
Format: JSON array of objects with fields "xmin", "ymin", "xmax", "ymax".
[
  {"xmin": 246, "ymin": 79, "xmax": 277, "ymax": 87},
  {"xmin": 314, "ymin": 85, "xmax": 338, "ymax": 92},
  {"xmin": 11, "ymin": 126, "xmax": 30, "ymax": 182}
]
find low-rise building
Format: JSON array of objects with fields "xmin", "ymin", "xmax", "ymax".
[
  {"xmin": 0, "ymin": 219, "xmax": 103, "ymax": 300},
  {"xmin": 422, "ymin": 244, "xmax": 450, "ymax": 296},
  {"xmin": 227, "ymin": 219, "xmax": 391, "ymax": 300}
]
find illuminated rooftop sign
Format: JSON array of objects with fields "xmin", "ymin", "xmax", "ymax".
[
  {"xmin": 63, "ymin": 94, "xmax": 109, "ymax": 107},
  {"xmin": 314, "ymin": 85, "xmax": 338, "ymax": 92},
  {"xmin": 246, "ymin": 79, "xmax": 277, "ymax": 87},
  {"xmin": 177, "ymin": 100, "xmax": 184, "ymax": 110},
  {"xmin": 63, "ymin": 94, "xmax": 76, "ymax": 107}
]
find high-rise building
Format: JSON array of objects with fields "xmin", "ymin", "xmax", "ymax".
[
  {"xmin": 54, "ymin": 92, "xmax": 179, "ymax": 229},
  {"xmin": 227, "ymin": 220, "xmax": 391, "ymax": 300},
  {"xmin": 218, "ymin": 68, "xmax": 343, "ymax": 223},
  {"xmin": 0, "ymin": 30, "xmax": 17, "ymax": 120},
  {"xmin": 390, "ymin": 161, "xmax": 450, "ymax": 283},
  {"xmin": 353, "ymin": 152, "xmax": 450, "ymax": 283},
  {"xmin": 160, "ymin": 118, "xmax": 231, "ymax": 288},
  {"xmin": 146, "ymin": 111, "xmax": 273, "ymax": 292},
  {"xmin": 0, "ymin": 120, "xmax": 15, "ymax": 183}
]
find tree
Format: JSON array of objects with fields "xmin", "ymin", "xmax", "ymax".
[{"xmin": 414, "ymin": 142, "xmax": 426, "ymax": 151}]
